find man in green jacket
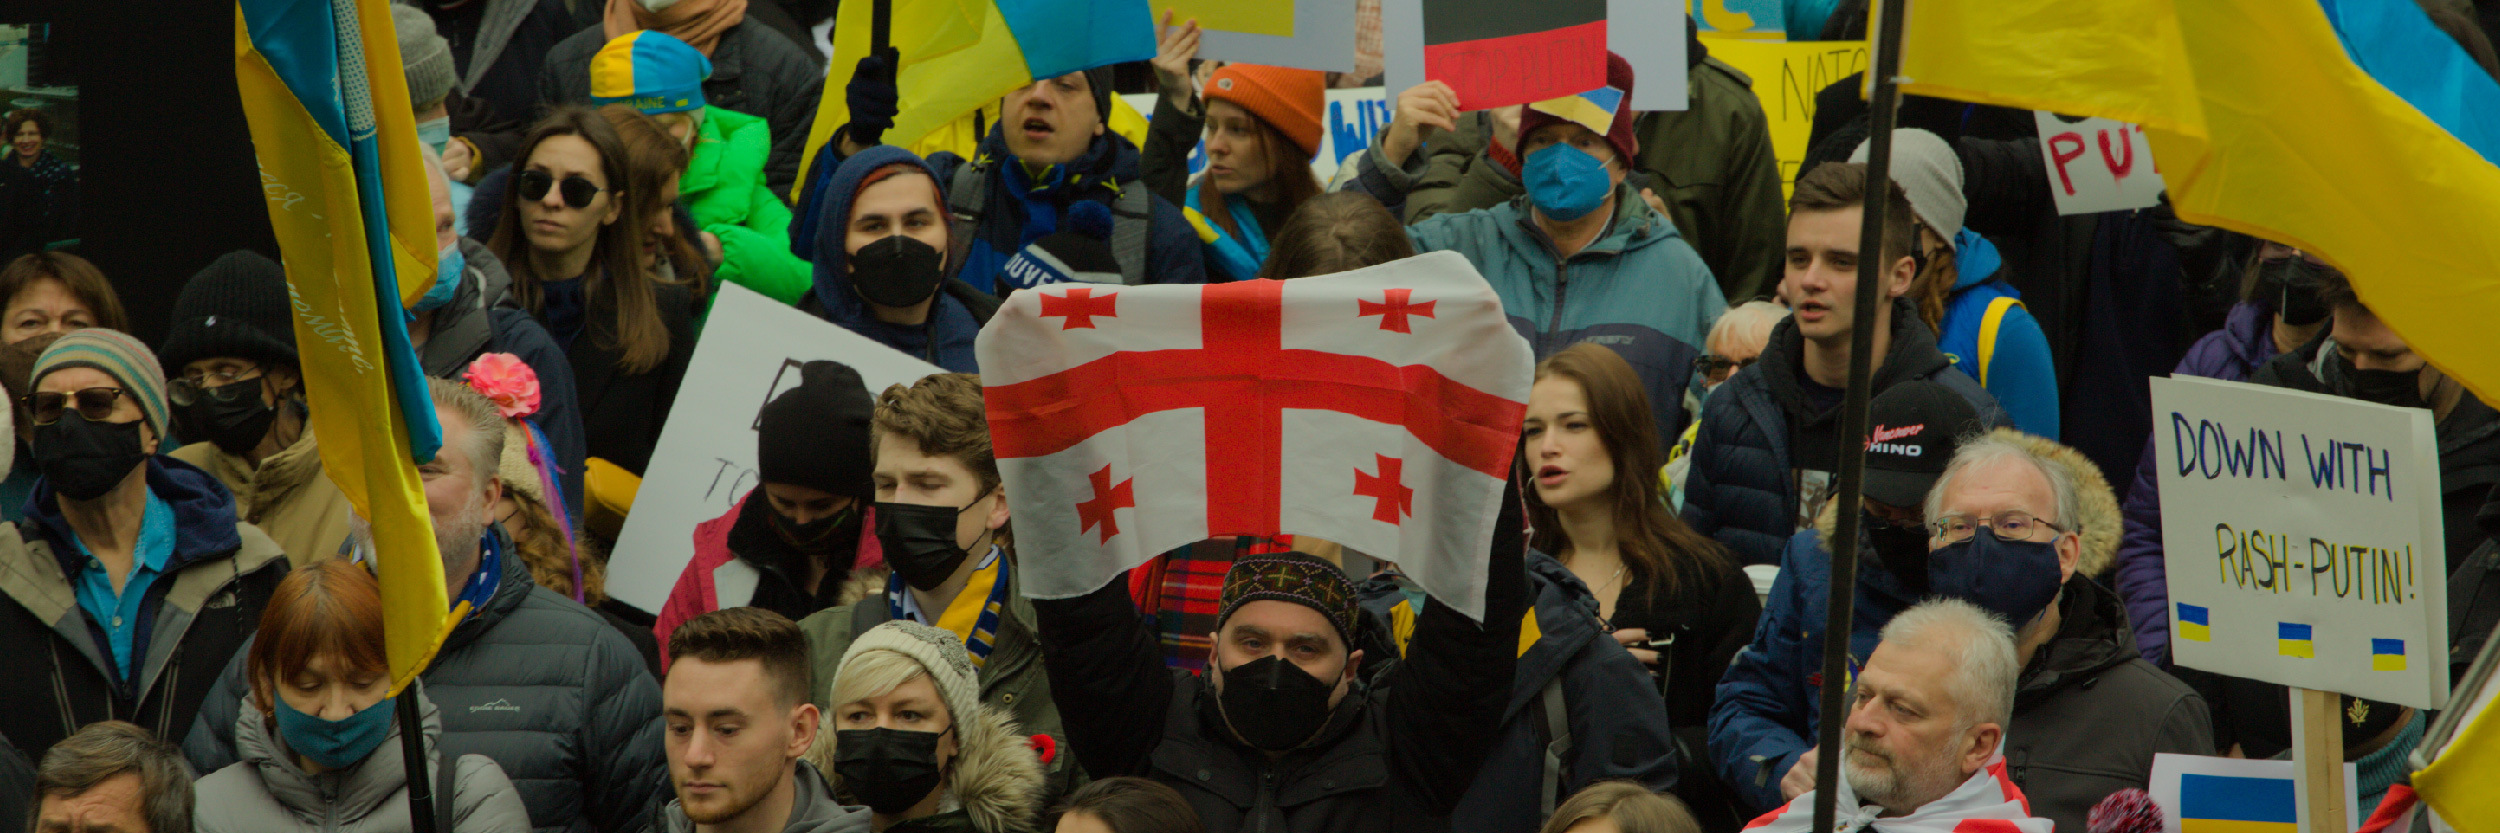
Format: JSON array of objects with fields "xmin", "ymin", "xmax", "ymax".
[{"xmin": 590, "ymin": 30, "xmax": 813, "ymax": 306}]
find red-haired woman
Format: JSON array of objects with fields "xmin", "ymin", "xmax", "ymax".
[
  {"xmin": 1140, "ymin": 18, "xmax": 1327, "ymax": 282},
  {"xmin": 191, "ymin": 559, "xmax": 532, "ymax": 832}
]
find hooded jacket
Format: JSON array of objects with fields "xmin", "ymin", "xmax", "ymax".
[
  {"xmin": 798, "ymin": 145, "xmax": 997, "ymax": 373},
  {"xmin": 883, "ymin": 126, "xmax": 1208, "ymax": 294},
  {"xmin": 1934, "ymin": 230, "xmax": 2059, "ymax": 440},
  {"xmin": 658, "ymin": 760, "xmax": 870, "ymax": 833},
  {"xmin": 807, "ymin": 701, "xmax": 1044, "ymax": 833},
  {"xmin": 1357, "ymin": 551, "xmax": 1677, "ymax": 833},
  {"xmin": 2114, "ymin": 300, "xmax": 2282, "ymax": 663},
  {"xmin": 539, "ymin": 17, "xmax": 825, "ymax": 194},
  {"xmin": 185, "ymin": 535, "xmax": 668, "ymax": 833},
  {"xmin": 0, "ymin": 456, "xmax": 289, "ymax": 757},
  {"xmin": 413, "ymin": 240, "xmax": 586, "ymax": 518},
  {"xmin": 194, "ymin": 683, "xmax": 534, "ymax": 833},
  {"xmin": 1680, "ymin": 300, "xmax": 2007, "ymax": 566},
  {"xmin": 2005, "ymin": 575, "xmax": 2214, "ymax": 833},
  {"xmin": 686, "ymin": 105, "xmax": 814, "ymax": 307},
  {"xmin": 1405, "ymin": 187, "xmax": 1726, "ymax": 446},
  {"xmin": 171, "ymin": 427, "xmax": 353, "ymax": 568},
  {"xmin": 655, "ymin": 488, "xmax": 886, "ymax": 668}
]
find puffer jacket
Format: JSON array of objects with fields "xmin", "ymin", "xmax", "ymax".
[
  {"xmin": 685, "ymin": 105, "xmax": 813, "ymax": 307},
  {"xmin": 654, "ymin": 488, "xmax": 885, "ymax": 670},
  {"xmin": 1934, "ymin": 230, "xmax": 2059, "ymax": 440},
  {"xmin": 415, "ymin": 239, "xmax": 586, "ymax": 519},
  {"xmin": 2005, "ymin": 575, "xmax": 2214, "ymax": 833},
  {"xmin": 1358, "ymin": 551, "xmax": 1676, "ymax": 833},
  {"xmin": 807, "ymin": 700, "xmax": 1044, "ymax": 833},
  {"xmin": 539, "ymin": 20, "xmax": 825, "ymax": 194},
  {"xmin": 1405, "ymin": 188, "xmax": 1724, "ymax": 446},
  {"xmin": 194, "ymin": 683, "xmax": 533, "ymax": 833},
  {"xmin": 796, "ymin": 145, "xmax": 997, "ymax": 373},
  {"xmin": 1679, "ymin": 300, "xmax": 2006, "ymax": 566},
  {"xmin": 0, "ymin": 457, "xmax": 289, "ymax": 757},
  {"xmin": 2114, "ymin": 301, "xmax": 2281, "ymax": 663},
  {"xmin": 185, "ymin": 535, "xmax": 667, "ymax": 833},
  {"xmin": 172, "ymin": 428, "xmax": 353, "ymax": 567},
  {"xmin": 657, "ymin": 760, "xmax": 869, "ymax": 833}
]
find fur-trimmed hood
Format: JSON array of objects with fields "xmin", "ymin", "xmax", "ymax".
[
  {"xmin": 1815, "ymin": 428, "xmax": 2122, "ymax": 577},
  {"xmin": 806, "ymin": 700, "xmax": 1044, "ymax": 833}
]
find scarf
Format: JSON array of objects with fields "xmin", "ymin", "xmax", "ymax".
[
  {"xmin": 1744, "ymin": 755, "xmax": 2053, "ymax": 833},
  {"xmin": 888, "ymin": 548, "xmax": 1009, "ymax": 668},
  {"xmin": 603, "ymin": 0, "xmax": 747, "ymax": 56}
]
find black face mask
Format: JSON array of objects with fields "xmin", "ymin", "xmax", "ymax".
[
  {"xmin": 2256, "ymin": 257, "xmax": 2333, "ymax": 327},
  {"xmin": 33, "ymin": 412, "xmax": 149, "ymax": 501},
  {"xmin": 1215, "ymin": 655, "xmax": 1339, "ymax": 752},
  {"xmin": 1867, "ymin": 516, "xmax": 1932, "ymax": 596},
  {"xmin": 850, "ymin": 235, "xmax": 946, "ymax": 308},
  {"xmin": 2331, "ymin": 351, "xmax": 2427, "ymax": 409},
  {"xmin": 771, "ymin": 503, "xmax": 859, "ymax": 554},
  {"xmin": 874, "ymin": 489, "xmax": 991, "ymax": 591},
  {"xmin": 833, "ymin": 727, "xmax": 949, "ymax": 815},
  {"xmin": 173, "ymin": 381, "xmax": 279, "ymax": 457}
]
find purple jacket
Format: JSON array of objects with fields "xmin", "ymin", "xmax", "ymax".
[{"xmin": 2114, "ymin": 302, "xmax": 2278, "ymax": 664}]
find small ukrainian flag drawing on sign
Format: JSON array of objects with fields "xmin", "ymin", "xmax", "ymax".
[
  {"xmin": 2279, "ymin": 623, "xmax": 2315, "ymax": 658},
  {"xmin": 2179, "ymin": 773, "xmax": 2297, "ymax": 833},
  {"xmin": 2178, "ymin": 603, "xmax": 2210, "ymax": 642},
  {"xmin": 2373, "ymin": 638, "xmax": 2407, "ymax": 671}
]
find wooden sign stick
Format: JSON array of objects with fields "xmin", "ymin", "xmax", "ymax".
[{"xmin": 2290, "ymin": 687, "xmax": 2348, "ymax": 833}]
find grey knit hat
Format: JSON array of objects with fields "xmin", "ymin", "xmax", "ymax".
[
  {"xmin": 1851, "ymin": 128, "xmax": 1966, "ymax": 250},
  {"xmin": 393, "ymin": 3, "xmax": 457, "ymax": 108},
  {"xmin": 836, "ymin": 621, "xmax": 983, "ymax": 731}
]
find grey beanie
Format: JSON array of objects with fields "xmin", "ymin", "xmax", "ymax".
[
  {"xmin": 1851, "ymin": 128, "xmax": 1966, "ymax": 250},
  {"xmin": 393, "ymin": 4, "xmax": 458, "ymax": 108}
]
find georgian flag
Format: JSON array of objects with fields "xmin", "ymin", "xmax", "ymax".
[
  {"xmin": 977, "ymin": 252, "xmax": 1532, "ymax": 622},
  {"xmin": 1743, "ymin": 755, "xmax": 2054, "ymax": 833}
]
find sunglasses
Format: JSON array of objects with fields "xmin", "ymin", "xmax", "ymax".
[
  {"xmin": 517, "ymin": 169, "xmax": 607, "ymax": 209},
  {"xmin": 23, "ymin": 387, "xmax": 132, "ymax": 426},
  {"xmin": 167, "ymin": 366, "xmax": 264, "ymax": 407},
  {"xmin": 1692, "ymin": 355, "xmax": 1756, "ymax": 381}
]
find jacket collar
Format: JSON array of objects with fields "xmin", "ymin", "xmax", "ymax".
[
  {"xmin": 29, "ymin": 456, "xmax": 243, "ymax": 582},
  {"xmin": 414, "ymin": 238, "xmax": 513, "ymax": 377},
  {"xmin": 232, "ymin": 681, "xmax": 445, "ymax": 819},
  {"xmin": 1949, "ymin": 229, "xmax": 2003, "ymax": 293},
  {"xmin": 442, "ymin": 526, "xmax": 535, "ymax": 654},
  {"xmin": 973, "ymin": 123, "xmax": 1142, "ymax": 192},
  {"xmin": 2014, "ymin": 575, "xmax": 2138, "ymax": 707},
  {"xmin": 1758, "ymin": 299, "xmax": 1954, "ymax": 428},
  {"xmin": 1498, "ymin": 182, "xmax": 1671, "ymax": 262}
]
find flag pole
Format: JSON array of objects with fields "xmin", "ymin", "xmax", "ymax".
[
  {"xmin": 401, "ymin": 685, "xmax": 439, "ymax": 833},
  {"xmin": 1810, "ymin": 0, "xmax": 1907, "ymax": 828},
  {"xmin": 871, "ymin": 0, "xmax": 891, "ymax": 56}
]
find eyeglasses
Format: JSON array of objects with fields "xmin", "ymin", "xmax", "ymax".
[
  {"xmin": 517, "ymin": 169, "xmax": 607, "ymax": 209},
  {"xmin": 168, "ymin": 365, "xmax": 263, "ymax": 407},
  {"xmin": 23, "ymin": 387, "xmax": 132, "ymax": 426},
  {"xmin": 1692, "ymin": 354, "xmax": 1756, "ymax": 382},
  {"xmin": 1928, "ymin": 510, "xmax": 2066, "ymax": 543}
]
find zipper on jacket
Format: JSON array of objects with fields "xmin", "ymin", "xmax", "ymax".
[
  {"xmin": 1251, "ymin": 768, "xmax": 1278, "ymax": 833},
  {"xmin": 1546, "ymin": 262, "xmax": 1571, "ymax": 353}
]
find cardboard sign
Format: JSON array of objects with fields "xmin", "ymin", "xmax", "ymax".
[
  {"xmin": 2152, "ymin": 375, "xmax": 2450, "ymax": 710},
  {"xmin": 1120, "ymin": 86, "xmax": 1393, "ymax": 183},
  {"xmin": 1702, "ymin": 37, "xmax": 1868, "ymax": 200},
  {"xmin": 2147, "ymin": 754, "xmax": 2359, "ymax": 833},
  {"xmin": 2034, "ymin": 111, "xmax": 2167, "ymax": 215},
  {"xmin": 1156, "ymin": 0, "xmax": 1357, "ymax": 72},
  {"xmin": 604, "ymin": 284, "xmax": 946, "ymax": 613}
]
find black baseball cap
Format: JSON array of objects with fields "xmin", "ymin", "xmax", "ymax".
[{"xmin": 1862, "ymin": 381, "xmax": 1983, "ymax": 507}]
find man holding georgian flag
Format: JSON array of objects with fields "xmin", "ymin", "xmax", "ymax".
[{"xmin": 982, "ymin": 251, "xmax": 1535, "ymax": 832}]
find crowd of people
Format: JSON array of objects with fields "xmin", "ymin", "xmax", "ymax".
[{"xmin": 7, "ymin": 0, "xmax": 2500, "ymax": 831}]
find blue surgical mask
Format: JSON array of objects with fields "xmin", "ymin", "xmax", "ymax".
[
  {"xmin": 274, "ymin": 693, "xmax": 397, "ymax": 770},
  {"xmin": 415, "ymin": 242, "xmax": 464, "ymax": 312},
  {"xmin": 1927, "ymin": 526, "xmax": 2065, "ymax": 628},
  {"xmin": 415, "ymin": 117, "xmax": 452, "ymax": 154},
  {"xmin": 1523, "ymin": 142, "xmax": 1613, "ymax": 222}
]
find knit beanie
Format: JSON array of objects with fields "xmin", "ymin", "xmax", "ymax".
[
  {"xmin": 998, "ymin": 201, "xmax": 1119, "ymax": 289},
  {"xmin": 590, "ymin": 30, "xmax": 712, "ymax": 115},
  {"xmin": 159, "ymin": 250, "xmax": 299, "ymax": 375},
  {"xmin": 34, "ymin": 330, "xmax": 168, "ymax": 436},
  {"xmin": 1205, "ymin": 64, "xmax": 1327, "ymax": 158},
  {"xmin": 392, "ymin": 3, "xmax": 457, "ymax": 108},
  {"xmin": 1082, "ymin": 67, "xmax": 1116, "ymax": 128},
  {"xmin": 1517, "ymin": 52, "xmax": 1640, "ymax": 169},
  {"xmin": 838, "ymin": 621, "xmax": 983, "ymax": 731},
  {"xmin": 756, "ymin": 360, "xmax": 875, "ymax": 501},
  {"xmin": 1851, "ymin": 128, "xmax": 1965, "ymax": 248},
  {"xmin": 1218, "ymin": 551, "xmax": 1362, "ymax": 646}
]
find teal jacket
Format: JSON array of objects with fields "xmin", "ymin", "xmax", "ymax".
[{"xmin": 684, "ymin": 105, "xmax": 811, "ymax": 306}]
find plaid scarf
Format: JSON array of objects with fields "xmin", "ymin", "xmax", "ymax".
[{"xmin": 1130, "ymin": 537, "xmax": 1293, "ymax": 672}]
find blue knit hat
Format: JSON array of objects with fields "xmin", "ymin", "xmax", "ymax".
[
  {"xmin": 33, "ymin": 330, "xmax": 169, "ymax": 437},
  {"xmin": 589, "ymin": 31, "xmax": 711, "ymax": 115}
]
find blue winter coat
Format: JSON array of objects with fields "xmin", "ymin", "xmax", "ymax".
[
  {"xmin": 2113, "ymin": 301, "xmax": 2280, "ymax": 664},
  {"xmin": 1679, "ymin": 302, "xmax": 2006, "ymax": 566},
  {"xmin": 801, "ymin": 145, "xmax": 987, "ymax": 372},
  {"xmin": 1406, "ymin": 189, "xmax": 1725, "ymax": 445},
  {"xmin": 1935, "ymin": 230, "xmax": 2059, "ymax": 439}
]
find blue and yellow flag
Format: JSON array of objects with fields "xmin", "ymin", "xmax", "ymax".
[
  {"xmin": 235, "ymin": 0, "xmax": 455, "ymax": 694},
  {"xmin": 794, "ymin": 0, "xmax": 1156, "ymax": 199},
  {"xmin": 1529, "ymin": 86, "xmax": 1626, "ymax": 135},
  {"xmin": 2177, "ymin": 602, "xmax": 2210, "ymax": 642},
  {"xmin": 2180, "ymin": 773, "xmax": 2297, "ymax": 833},
  {"xmin": 1891, "ymin": 0, "xmax": 2500, "ymax": 404},
  {"xmin": 2372, "ymin": 638, "xmax": 2407, "ymax": 671},
  {"xmin": 2277, "ymin": 622, "xmax": 2315, "ymax": 658}
]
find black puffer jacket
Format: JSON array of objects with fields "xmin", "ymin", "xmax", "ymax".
[
  {"xmin": 1679, "ymin": 300, "xmax": 2006, "ymax": 565},
  {"xmin": 2006, "ymin": 576, "xmax": 2214, "ymax": 833},
  {"xmin": 184, "ymin": 535, "xmax": 667, "ymax": 833},
  {"xmin": 538, "ymin": 20, "xmax": 825, "ymax": 195}
]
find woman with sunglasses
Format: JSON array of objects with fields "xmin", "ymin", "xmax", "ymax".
[
  {"xmin": 486, "ymin": 106, "xmax": 694, "ymax": 486},
  {"xmin": 158, "ymin": 251, "xmax": 352, "ymax": 568},
  {"xmin": 0, "ymin": 328, "xmax": 289, "ymax": 758}
]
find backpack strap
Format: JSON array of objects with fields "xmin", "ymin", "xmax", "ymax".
[
  {"xmin": 1537, "ymin": 677, "xmax": 1573, "ymax": 816},
  {"xmin": 948, "ymin": 158, "xmax": 993, "ymax": 278},
  {"xmin": 1976, "ymin": 295, "xmax": 2026, "ymax": 388},
  {"xmin": 1110, "ymin": 181, "xmax": 1152, "ymax": 285}
]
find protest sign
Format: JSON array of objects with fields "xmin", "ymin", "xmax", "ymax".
[
  {"xmin": 1380, "ymin": 0, "xmax": 1605, "ymax": 110},
  {"xmin": 2034, "ymin": 111, "xmax": 2167, "ymax": 215},
  {"xmin": 2147, "ymin": 754, "xmax": 2359, "ymax": 833},
  {"xmin": 1702, "ymin": 37, "xmax": 1867, "ymax": 200},
  {"xmin": 1121, "ymin": 86, "xmax": 1392, "ymax": 183},
  {"xmin": 1385, "ymin": 0, "xmax": 1685, "ymax": 111},
  {"xmin": 605, "ymin": 284, "xmax": 946, "ymax": 613},
  {"xmin": 2152, "ymin": 375, "xmax": 2450, "ymax": 710},
  {"xmin": 1155, "ymin": 0, "xmax": 1356, "ymax": 72}
]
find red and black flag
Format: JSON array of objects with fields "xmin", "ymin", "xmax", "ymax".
[{"xmin": 1421, "ymin": 0, "xmax": 1608, "ymax": 110}]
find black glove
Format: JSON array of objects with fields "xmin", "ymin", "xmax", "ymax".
[{"xmin": 846, "ymin": 48, "xmax": 901, "ymax": 147}]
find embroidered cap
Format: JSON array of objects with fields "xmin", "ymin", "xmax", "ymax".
[{"xmin": 1217, "ymin": 551, "xmax": 1361, "ymax": 646}]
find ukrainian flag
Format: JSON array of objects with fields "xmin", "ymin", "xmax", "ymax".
[
  {"xmin": 2180, "ymin": 773, "xmax": 2297, "ymax": 833},
  {"xmin": 1891, "ymin": 0, "xmax": 2500, "ymax": 405},
  {"xmin": 2177, "ymin": 602, "xmax": 2210, "ymax": 642},
  {"xmin": 1529, "ymin": 86, "xmax": 1627, "ymax": 135},
  {"xmin": 2278, "ymin": 623, "xmax": 2315, "ymax": 659},
  {"xmin": 795, "ymin": 0, "xmax": 1156, "ymax": 199},
  {"xmin": 235, "ymin": 0, "xmax": 456, "ymax": 694},
  {"xmin": 2373, "ymin": 638, "xmax": 2408, "ymax": 671}
]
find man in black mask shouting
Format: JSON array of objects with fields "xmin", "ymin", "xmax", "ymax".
[{"xmin": 1031, "ymin": 489, "xmax": 1528, "ymax": 833}]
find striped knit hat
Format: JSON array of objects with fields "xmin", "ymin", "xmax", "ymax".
[
  {"xmin": 33, "ymin": 330, "xmax": 169, "ymax": 436},
  {"xmin": 1218, "ymin": 551, "xmax": 1361, "ymax": 645}
]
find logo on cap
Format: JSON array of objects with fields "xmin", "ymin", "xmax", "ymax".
[{"xmin": 1217, "ymin": 78, "xmax": 1234, "ymax": 91}]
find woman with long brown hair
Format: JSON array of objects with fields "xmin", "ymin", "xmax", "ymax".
[
  {"xmin": 596, "ymin": 104, "xmax": 713, "ymax": 313},
  {"xmin": 1143, "ymin": 24, "xmax": 1325, "ymax": 281},
  {"xmin": 486, "ymin": 106, "xmax": 694, "ymax": 480},
  {"xmin": 1522, "ymin": 343, "xmax": 1759, "ymax": 822}
]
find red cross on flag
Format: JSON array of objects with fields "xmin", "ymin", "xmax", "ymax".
[{"xmin": 979, "ymin": 252, "xmax": 1533, "ymax": 622}]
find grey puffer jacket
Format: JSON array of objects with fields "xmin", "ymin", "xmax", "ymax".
[
  {"xmin": 658, "ymin": 761, "xmax": 870, "ymax": 833},
  {"xmin": 185, "ymin": 536, "xmax": 668, "ymax": 833},
  {"xmin": 195, "ymin": 683, "xmax": 533, "ymax": 833}
]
